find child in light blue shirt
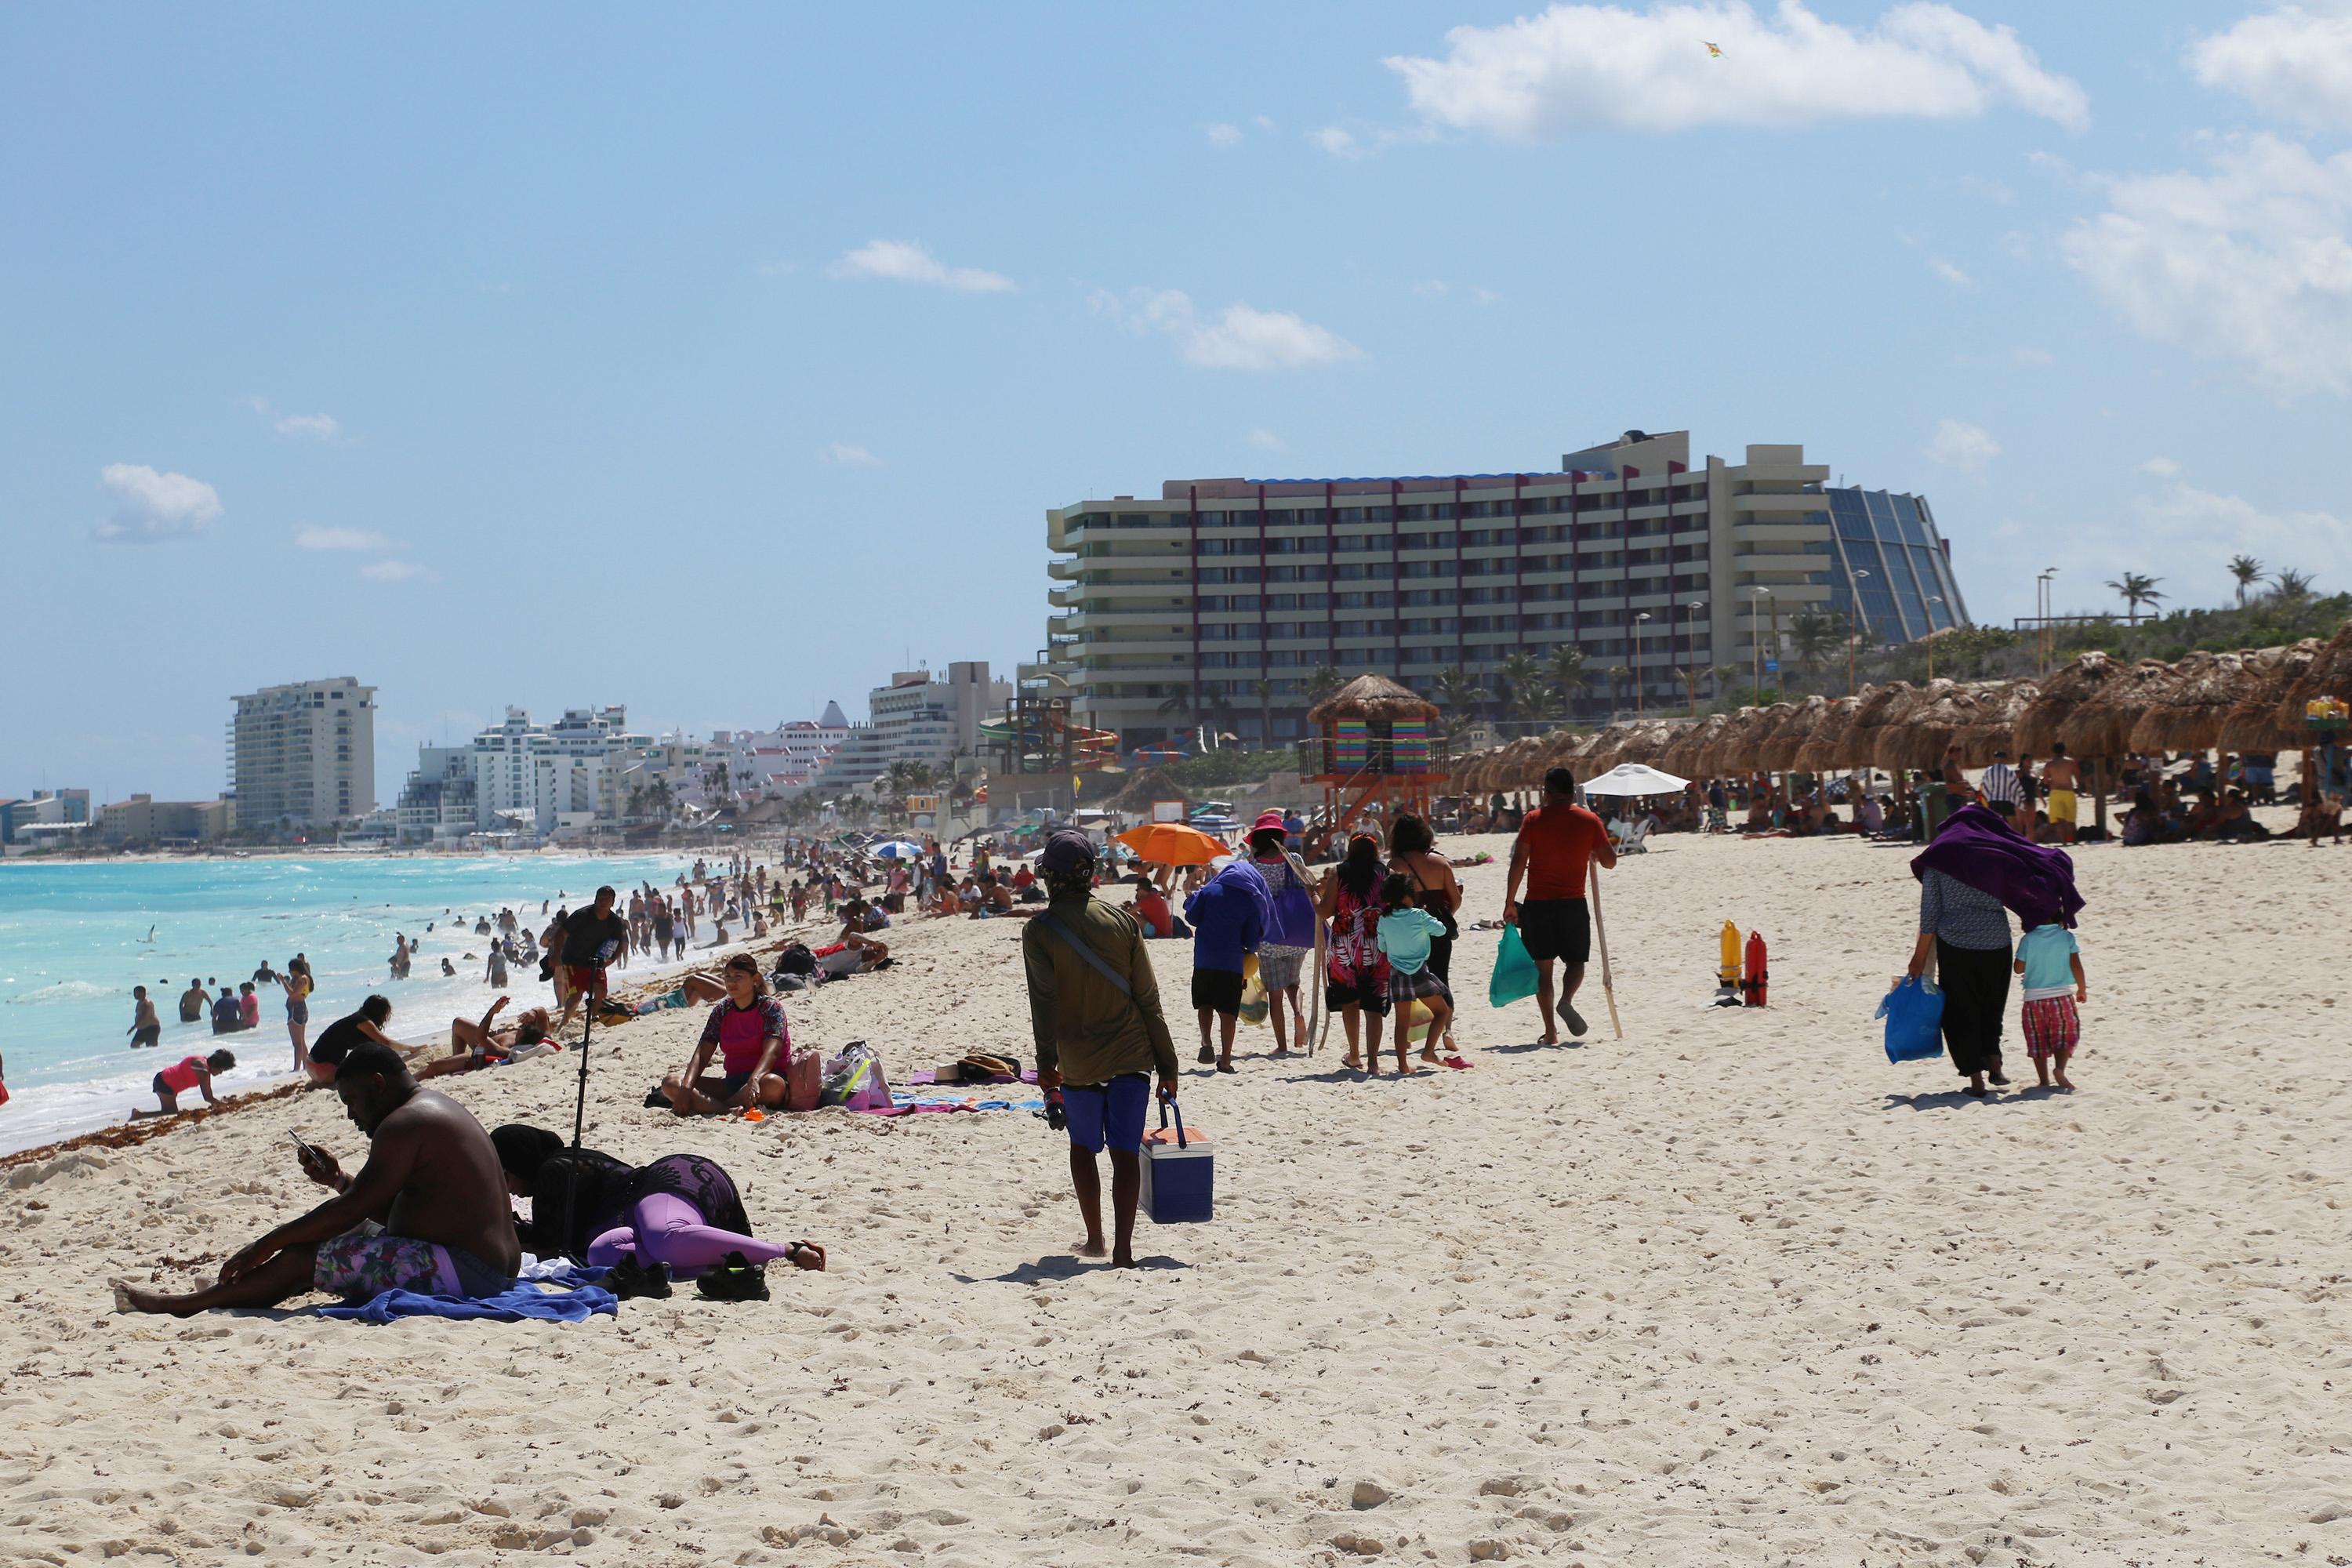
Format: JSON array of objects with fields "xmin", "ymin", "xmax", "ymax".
[
  {"xmin": 1377, "ymin": 874, "xmax": 1455, "ymax": 1075},
  {"xmin": 2013, "ymin": 923, "xmax": 2087, "ymax": 1090}
]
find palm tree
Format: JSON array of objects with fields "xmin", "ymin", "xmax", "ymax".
[
  {"xmin": 1494, "ymin": 652, "xmax": 1544, "ymax": 731},
  {"xmin": 1305, "ymin": 666, "xmax": 1347, "ymax": 708},
  {"xmin": 1788, "ymin": 608, "xmax": 1846, "ymax": 688},
  {"xmin": 1156, "ymin": 685, "xmax": 1199, "ymax": 744},
  {"xmin": 2106, "ymin": 572, "xmax": 2165, "ymax": 625},
  {"xmin": 1432, "ymin": 664, "xmax": 1486, "ymax": 742},
  {"xmin": 1511, "ymin": 677, "xmax": 1557, "ymax": 730},
  {"xmin": 2228, "ymin": 554, "xmax": 2267, "ymax": 608},
  {"xmin": 1250, "ymin": 677, "xmax": 1276, "ymax": 748},
  {"xmin": 2274, "ymin": 568, "xmax": 2315, "ymax": 601},
  {"xmin": 1605, "ymin": 666, "xmax": 1631, "ymax": 710},
  {"xmin": 1546, "ymin": 645, "xmax": 1591, "ymax": 718}
]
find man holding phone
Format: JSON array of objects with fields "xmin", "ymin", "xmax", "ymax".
[{"xmin": 114, "ymin": 1040, "xmax": 518, "ymax": 1315}]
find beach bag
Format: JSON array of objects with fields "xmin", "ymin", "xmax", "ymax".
[
  {"xmin": 819, "ymin": 1042, "xmax": 892, "ymax": 1110},
  {"xmin": 1876, "ymin": 976, "xmax": 1945, "ymax": 1063},
  {"xmin": 1488, "ymin": 922, "xmax": 1538, "ymax": 1009},
  {"xmin": 1237, "ymin": 966, "xmax": 1270, "ymax": 1027},
  {"xmin": 784, "ymin": 1045, "xmax": 825, "ymax": 1112},
  {"xmin": 773, "ymin": 943, "xmax": 815, "ymax": 977}
]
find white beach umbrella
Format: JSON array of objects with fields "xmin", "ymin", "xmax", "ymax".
[{"xmin": 1581, "ymin": 762, "xmax": 1692, "ymax": 796}]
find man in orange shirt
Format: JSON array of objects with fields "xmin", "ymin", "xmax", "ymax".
[{"xmin": 1501, "ymin": 767, "xmax": 1617, "ymax": 1044}]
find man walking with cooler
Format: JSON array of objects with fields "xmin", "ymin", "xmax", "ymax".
[
  {"xmin": 1501, "ymin": 767, "xmax": 1617, "ymax": 1044},
  {"xmin": 1022, "ymin": 831, "xmax": 1181, "ymax": 1269}
]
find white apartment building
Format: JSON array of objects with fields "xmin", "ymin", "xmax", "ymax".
[
  {"xmin": 721, "ymin": 703, "xmax": 853, "ymax": 799},
  {"xmin": 393, "ymin": 704, "xmax": 650, "ymax": 842},
  {"xmin": 228, "ymin": 677, "xmax": 376, "ymax": 827},
  {"xmin": 1026, "ymin": 430, "xmax": 1973, "ymax": 746},
  {"xmin": 804, "ymin": 663, "xmax": 1010, "ymax": 797}
]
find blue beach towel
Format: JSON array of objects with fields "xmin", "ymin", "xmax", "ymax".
[{"xmin": 321, "ymin": 1278, "xmax": 619, "ymax": 1324}]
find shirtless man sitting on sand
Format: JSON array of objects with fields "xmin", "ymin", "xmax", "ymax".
[
  {"xmin": 114, "ymin": 1041, "xmax": 520, "ymax": 1316},
  {"xmin": 416, "ymin": 996, "xmax": 557, "ymax": 1080}
]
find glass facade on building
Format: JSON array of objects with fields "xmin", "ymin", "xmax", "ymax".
[{"xmin": 1806, "ymin": 488, "xmax": 1970, "ymax": 644}]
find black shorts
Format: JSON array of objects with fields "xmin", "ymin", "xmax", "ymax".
[
  {"xmin": 1516, "ymin": 898, "xmax": 1591, "ymax": 964},
  {"xmin": 1191, "ymin": 967, "xmax": 1244, "ymax": 1016},
  {"xmin": 1323, "ymin": 979, "xmax": 1391, "ymax": 1016}
]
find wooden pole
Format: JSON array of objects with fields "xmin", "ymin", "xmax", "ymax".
[{"xmin": 1588, "ymin": 858, "xmax": 1623, "ymax": 1040}]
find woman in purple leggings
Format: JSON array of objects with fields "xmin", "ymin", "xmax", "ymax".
[{"xmin": 492, "ymin": 1124, "xmax": 825, "ymax": 1279}]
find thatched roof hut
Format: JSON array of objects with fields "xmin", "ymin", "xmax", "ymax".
[
  {"xmin": 1102, "ymin": 767, "xmax": 1185, "ymax": 814},
  {"xmin": 1700, "ymin": 706, "xmax": 1767, "ymax": 776},
  {"xmin": 2013, "ymin": 653, "xmax": 2118, "ymax": 756},
  {"xmin": 1722, "ymin": 702, "xmax": 1795, "ymax": 775},
  {"xmin": 1661, "ymin": 712, "xmax": 1732, "ymax": 778},
  {"xmin": 1793, "ymin": 695, "xmax": 1863, "ymax": 775},
  {"xmin": 2057, "ymin": 659, "xmax": 2175, "ymax": 758},
  {"xmin": 2220, "ymin": 639, "xmax": 2323, "ymax": 753},
  {"xmin": 1956, "ymin": 681, "xmax": 2037, "ymax": 767},
  {"xmin": 1305, "ymin": 672, "xmax": 1441, "ymax": 728},
  {"xmin": 2276, "ymin": 620, "xmax": 2352, "ymax": 728},
  {"xmin": 1835, "ymin": 681, "xmax": 1921, "ymax": 769},
  {"xmin": 1759, "ymin": 695, "xmax": 1831, "ymax": 773},
  {"xmin": 1877, "ymin": 682, "xmax": 1982, "ymax": 774},
  {"xmin": 2127, "ymin": 651, "xmax": 2260, "ymax": 753}
]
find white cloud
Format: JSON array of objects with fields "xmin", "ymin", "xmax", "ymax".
[
  {"xmin": 294, "ymin": 524, "xmax": 388, "ymax": 550},
  {"xmin": 1472, "ymin": 286, "xmax": 1501, "ymax": 304},
  {"xmin": 2189, "ymin": 3, "xmax": 2352, "ymax": 130},
  {"xmin": 1091, "ymin": 288, "xmax": 1363, "ymax": 371},
  {"xmin": 2125, "ymin": 477, "xmax": 2348, "ymax": 593},
  {"xmin": 2061, "ymin": 135, "xmax": 2352, "ymax": 400},
  {"xmin": 2137, "ymin": 456, "xmax": 2183, "ymax": 477},
  {"xmin": 825, "ymin": 442, "xmax": 883, "ymax": 466},
  {"xmin": 1247, "ymin": 428, "xmax": 1287, "ymax": 452},
  {"xmin": 1207, "ymin": 122, "xmax": 1243, "ymax": 147},
  {"xmin": 1385, "ymin": 1, "xmax": 2088, "ymax": 140},
  {"xmin": 1253, "ymin": 115, "xmax": 1276, "ymax": 131},
  {"xmin": 1958, "ymin": 173, "xmax": 2015, "ymax": 202},
  {"xmin": 1930, "ymin": 256, "xmax": 1973, "ymax": 285},
  {"xmin": 275, "ymin": 412, "xmax": 341, "ymax": 440},
  {"xmin": 1926, "ymin": 418, "xmax": 2000, "ymax": 474},
  {"xmin": 361, "ymin": 561, "xmax": 425, "ymax": 582},
  {"xmin": 1312, "ymin": 125, "xmax": 1363, "ymax": 157},
  {"xmin": 93, "ymin": 463, "xmax": 221, "ymax": 543},
  {"xmin": 827, "ymin": 240, "xmax": 1015, "ymax": 294}
]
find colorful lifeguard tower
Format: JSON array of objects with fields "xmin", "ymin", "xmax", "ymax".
[{"xmin": 1302, "ymin": 673, "xmax": 1450, "ymax": 837}]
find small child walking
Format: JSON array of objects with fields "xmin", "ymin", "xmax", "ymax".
[
  {"xmin": 2014, "ymin": 921, "xmax": 2088, "ymax": 1090},
  {"xmin": 1375, "ymin": 874, "xmax": 1455, "ymax": 1076}
]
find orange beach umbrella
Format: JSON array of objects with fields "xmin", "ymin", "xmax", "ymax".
[{"xmin": 1114, "ymin": 822, "xmax": 1229, "ymax": 866}]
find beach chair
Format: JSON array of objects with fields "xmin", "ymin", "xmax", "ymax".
[{"xmin": 1612, "ymin": 818, "xmax": 1653, "ymax": 855}]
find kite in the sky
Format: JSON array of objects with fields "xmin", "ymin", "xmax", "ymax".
[{"xmin": 1703, "ymin": 40, "xmax": 1723, "ymax": 56}]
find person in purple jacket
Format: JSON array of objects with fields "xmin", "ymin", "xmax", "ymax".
[{"xmin": 1183, "ymin": 853, "xmax": 1270, "ymax": 1074}]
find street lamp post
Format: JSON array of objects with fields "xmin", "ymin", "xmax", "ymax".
[
  {"xmin": 1847, "ymin": 570, "xmax": 1870, "ymax": 696},
  {"xmin": 2035, "ymin": 569, "xmax": 2060, "ymax": 677},
  {"xmin": 1633, "ymin": 613, "xmax": 1653, "ymax": 717},
  {"xmin": 1749, "ymin": 586, "xmax": 1776, "ymax": 700},
  {"xmin": 1684, "ymin": 600, "xmax": 1705, "ymax": 716},
  {"xmin": 1926, "ymin": 596, "xmax": 1944, "ymax": 680}
]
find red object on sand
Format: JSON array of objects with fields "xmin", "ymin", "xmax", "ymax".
[{"xmin": 1741, "ymin": 931, "xmax": 1769, "ymax": 1007}]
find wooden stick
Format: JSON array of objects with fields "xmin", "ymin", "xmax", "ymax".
[{"xmin": 1589, "ymin": 859, "xmax": 1623, "ymax": 1040}]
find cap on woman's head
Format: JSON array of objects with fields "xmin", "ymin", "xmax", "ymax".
[{"xmin": 1253, "ymin": 810, "xmax": 1286, "ymax": 833}]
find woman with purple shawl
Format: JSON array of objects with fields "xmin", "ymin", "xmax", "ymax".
[{"xmin": 1904, "ymin": 803, "xmax": 2084, "ymax": 1098}]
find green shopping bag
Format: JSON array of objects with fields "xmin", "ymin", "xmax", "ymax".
[{"xmin": 1488, "ymin": 921, "xmax": 1538, "ymax": 1008}]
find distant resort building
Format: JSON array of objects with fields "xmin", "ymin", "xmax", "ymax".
[
  {"xmin": 801, "ymin": 663, "xmax": 1010, "ymax": 798},
  {"xmin": 1027, "ymin": 429, "xmax": 1977, "ymax": 747},
  {"xmin": 227, "ymin": 677, "xmax": 376, "ymax": 828}
]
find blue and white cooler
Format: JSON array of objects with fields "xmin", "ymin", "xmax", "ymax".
[{"xmin": 1138, "ymin": 1099, "xmax": 1213, "ymax": 1224}]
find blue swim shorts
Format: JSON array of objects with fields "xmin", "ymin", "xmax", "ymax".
[{"xmin": 1062, "ymin": 1073, "xmax": 1152, "ymax": 1155}]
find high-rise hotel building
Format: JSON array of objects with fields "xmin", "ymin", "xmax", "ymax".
[
  {"xmin": 227, "ymin": 676, "xmax": 377, "ymax": 826},
  {"xmin": 1025, "ymin": 429, "xmax": 1969, "ymax": 748}
]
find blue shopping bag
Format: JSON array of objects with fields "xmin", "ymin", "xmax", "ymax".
[
  {"xmin": 1488, "ymin": 922, "xmax": 1539, "ymax": 1009},
  {"xmin": 1875, "ymin": 976, "xmax": 1945, "ymax": 1063}
]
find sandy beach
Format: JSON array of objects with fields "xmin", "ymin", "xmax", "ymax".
[{"xmin": 5, "ymin": 830, "xmax": 2349, "ymax": 1566}]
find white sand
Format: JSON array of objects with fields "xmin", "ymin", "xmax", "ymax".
[{"xmin": 5, "ymin": 832, "xmax": 2350, "ymax": 1566}]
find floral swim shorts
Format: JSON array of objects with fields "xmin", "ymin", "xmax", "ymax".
[{"xmin": 313, "ymin": 1232, "xmax": 511, "ymax": 1300}]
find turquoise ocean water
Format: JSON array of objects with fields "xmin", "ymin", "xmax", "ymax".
[{"xmin": 0, "ymin": 851, "xmax": 704, "ymax": 1154}]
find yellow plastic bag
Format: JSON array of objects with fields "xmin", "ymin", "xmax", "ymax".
[{"xmin": 1238, "ymin": 965, "xmax": 1270, "ymax": 1027}]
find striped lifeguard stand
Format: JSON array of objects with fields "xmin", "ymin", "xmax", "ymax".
[{"xmin": 1302, "ymin": 673, "xmax": 1450, "ymax": 840}]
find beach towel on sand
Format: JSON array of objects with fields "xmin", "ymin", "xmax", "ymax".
[{"xmin": 321, "ymin": 1276, "xmax": 619, "ymax": 1324}]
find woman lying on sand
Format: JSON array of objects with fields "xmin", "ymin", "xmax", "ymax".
[{"xmin": 490, "ymin": 1123, "xmax": 823, "ymax": 1293}]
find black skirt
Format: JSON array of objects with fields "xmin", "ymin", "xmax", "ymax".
[{"xmin": 1936, "ymin": 938, "xmax": 2013, "ymax": 1077}]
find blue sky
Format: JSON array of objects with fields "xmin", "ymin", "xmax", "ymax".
[{"xmin": 5, "ymin": 2, "xmax": 2348, "ymax": 804}]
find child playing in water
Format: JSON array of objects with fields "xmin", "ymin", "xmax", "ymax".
[
  {"xmin": 2014, "ymin": 922, "xmax": 2088, "ymax": 1091},
  {"xmin": 1375, "ymin": 874, "xmax": 1454, "ymax": 1076}
]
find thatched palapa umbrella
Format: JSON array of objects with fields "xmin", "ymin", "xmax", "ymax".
[
  {"xmin": 1836, "ymin": 681, "xmax": 1920, "ymax": 771},
  {"xmin": 1955, "ymin": 681, "xmax": 2036, "ymax": 767},
  {"xmin": 1793, "ymin": 695, "xmax": 1863, "ymax": 775},
  {"xmin": 1759, "ymin": 695, "xmax": 1831, "ymax": 774},
  {"xmin": 2275, "ymin": 620, "xmax": 2352, "ymax": 729},
  {"xmin": 2056, "ymin": 659, "xmax": 2175, "ymax": 760},
  {"xmin": 2218, "ymin": 639, "xmax": 2321, "ymax": 753},
  {"xmin": 1661, "ymin": 712, "xmax": 1730, "ymax": 779},
  {"xmin": 2127, "ymin": 651, "xmax": 2259, "ymax": 753},
  {"xmin": 2013, "ymin": 652, "xmax": 2117, "ymax": 757},
  {"xmin": 1878, "ymin": 681, "xmax": 1983, "ymax": 775}
]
